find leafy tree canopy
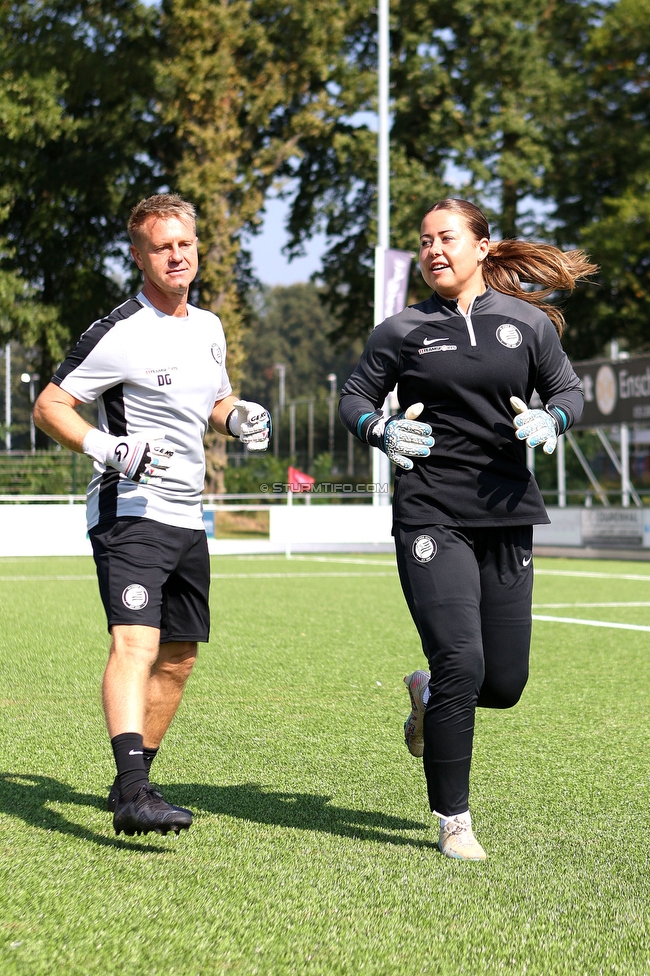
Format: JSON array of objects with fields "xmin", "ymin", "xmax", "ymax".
[
  {"xmin": 0, "ymin": 0, "xmax": 162, "ymax": 399},
  {"xmin": 285, "ymin": 0, "xmax": 599, "ymax": 345},
  {"xmin": 549, "ymin": 0, "xmax": 650, "ymax": 358},
  {"xmin": 2, "ymin": 0, "xmax": 650, "ymax": 393}
]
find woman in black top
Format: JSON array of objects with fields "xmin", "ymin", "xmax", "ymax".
[{"xmin": 339, "ymin": 199, "xmax": 596, "ymax": 860}]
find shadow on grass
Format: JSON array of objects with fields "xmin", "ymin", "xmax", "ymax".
[
  {"xmin": 168, "ymin": 782, "xmax": 437, "ymax": 849},
  {"xmin": 0, "ymin": 773, "xmax": 168, "ymax": 853}
]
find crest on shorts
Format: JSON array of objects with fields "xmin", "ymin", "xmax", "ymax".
[
  {"xmin": 211, "ymin": 343, "xmax": 223, "ymax": 365},
  {"xmin": 412, "ymin": 535, "xmax": 437, "ymax": 563},
  {"xmin": 122, "ymin": 583, "xmax": 149, "ymax": 610},
  {"xmin": 496, "ymin": 324, "xmax": 522, "ymax": 348}
]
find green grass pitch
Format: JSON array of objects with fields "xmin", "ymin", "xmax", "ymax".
[{"xmin": 1, "ymin": 552, "xmax": 650, "ymax": 974}]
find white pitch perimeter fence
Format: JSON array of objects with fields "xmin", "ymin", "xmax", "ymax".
[
  {"xmin": 1, "ymin": 495, "xmax": 650, "ymax": 556},
  {"xmin": 0, "ymin": 494, "xmax": 394, "ymax": 557}
]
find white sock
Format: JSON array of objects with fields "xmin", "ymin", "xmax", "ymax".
[
  {"xmin": 439, "ymin": 810, "xmax": 471, "ymax": 829},
  {"xmin": 422, "ymin": 686, "xmax": 430, "ymax": 706}
]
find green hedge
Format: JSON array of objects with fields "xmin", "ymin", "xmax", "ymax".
[{"xmin": 0, "ymin": 452, "xmax": 95, "ymax": 494}]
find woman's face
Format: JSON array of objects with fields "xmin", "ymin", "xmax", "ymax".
[{"xmin": 419, "ymin": 210, "xmax": 489, "ymax": 301}]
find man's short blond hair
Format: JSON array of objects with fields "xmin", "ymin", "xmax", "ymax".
[{"xmin": 128, "ymin": 194, "xmax": 197, "ymax": 245}]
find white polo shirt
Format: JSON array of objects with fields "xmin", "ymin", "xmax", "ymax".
[{"xmin": 53, "ymin": 293, "xmax": 232, "ymax": 530}]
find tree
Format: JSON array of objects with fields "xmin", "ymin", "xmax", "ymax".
[
  {"xmin": 0, "ymin": 0, "xmax": 162, "ymax": 433},
  {"xmin": 157, "ymin": 0, "xmax": 372, "ymax": 370},
  {"xmin": 0, "ymin": 10, "xmax": 68, "ymax": 358},
  {"xmin": 157, "ymin": 0, "xmax": 373, "ymax": 486},
  {"xmin": 285, "ymin": 0, "xmax": 596, "ymax": 345},
  {"xmin": 547, "ymin": 0, "xmax": 650, "ymax": 360}
]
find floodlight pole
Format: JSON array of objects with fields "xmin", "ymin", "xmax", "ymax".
[
  {"xmin": 556, "ymin": 434, "xmax": 566, "ymax": 508},
  {"xmin": 4, "ymin": 343, "xmax": 11, "ymax": 451},
  {"xmin": 327, "ymin": 373, "xmax": 337, "ymax": 460},
  {"xmin": 610, "ymin": 339, "xmax": 631, "ymax": 508},
  {"xmin": 372, "ymin": 0, "xmax": 391, "ymax": 507},
  {"xmin": 21, "ymin": 372, "xmax": 39, "ymax": 452}
]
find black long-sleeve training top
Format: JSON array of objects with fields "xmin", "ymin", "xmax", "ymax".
[{"xmin": 339, "ymin": 287, "xmax": 584, "ymax": 527}]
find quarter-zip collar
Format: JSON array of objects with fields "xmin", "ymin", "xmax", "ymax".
[
  {"xmin": 431, "ymin": 287, "xmax": 492, "ymax": 346},
  {"xmin": 431, "ymin": 286, "xmax": 491, "ymax": 312},
  {"xmin": 459, "ymin": 298, "xmax": 477, "ymax": 346}
]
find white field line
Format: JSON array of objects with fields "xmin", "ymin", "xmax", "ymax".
[
  {"xmin": 235, "ymin": 560, "xmax": 650, "ymax": 575},
  {"xmin": 210, "ymin": 571, "xmax": 395, "ymax": 580},
  {"xmin": 534, "ymin": 568, "xmax": 650, "ymax": 631},
  {"xmin": 536, "ymin": 568, "xmax": 650, "ymax": 582},
  {"xmin": 532, "ymin": 614, "xmax": 650, "ymax": 633},
  {"xmin": 289, "ymin": 556, "xmax": 395, "ymax": 566},
  {"xmin": 0, "ymin": 575, "xmax": 96, "ymax": 581},
  {"xmin": 533, "ymin": 601, "xmax": 650, "ymax": 608},
  {"xmin": 0, "ymin": 571, "xmax": 395, "ymax": 583},
  {"xmin": 235, "ymin": 555, "xmax": 395, "ymax": 566}
]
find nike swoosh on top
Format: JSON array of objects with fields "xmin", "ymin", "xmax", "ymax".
[
  {"xmin": 523, "ymin": 556, "xmax": 532, "ymax": 567},
  {"xmin": 423, "ymin": 337, "xmax": 450, "ymax": 345},
  {"xmin": 129, "ymin": 749, "xmax": 144, "ymax": 755}
]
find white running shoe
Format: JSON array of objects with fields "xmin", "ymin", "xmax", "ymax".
[
  {"xmin": 403, "ymin": 670, "xmax": 430, "ymax": 757},
  {"xmin": 438, "ymin": 812, "xmax": 487, "ymax": 861}
]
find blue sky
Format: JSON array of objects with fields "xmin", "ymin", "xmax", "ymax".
[{"xmin": 246, "ymin": 195, "xmax": 327, "ymax": 287}]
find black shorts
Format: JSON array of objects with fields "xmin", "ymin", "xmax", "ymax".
[{"xmin": 89, "ymin": 517, "xmax": 210, "ymax": 643}]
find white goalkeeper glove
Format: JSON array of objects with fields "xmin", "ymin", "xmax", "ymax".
[
  {"xmin": 82, "ymin": 429, "xmax": 175, "ymax": 483},
  {"xmin": 226, "ymin": 399, "xmax": 271, "ymax": 452},
  {"xmin": 367, "ymin": 402, "xmax": 434, "ymax": 471},
  {"xmin": 510, "ymin": 396, "xmax": 558, "ymax": 455}
]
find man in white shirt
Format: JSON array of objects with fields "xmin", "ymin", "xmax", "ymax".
[{"xmin": 34, "ymin": 194, "xmax": 270, "ymax": 837}]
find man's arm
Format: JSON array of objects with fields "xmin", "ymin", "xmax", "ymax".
[
  {"xmin": 209, "ymin": 394, "xmax": 240, "ymax": 435},
  {"xmin": 34, "ymin": 382, "xmax": 174, "ymax": 483},
  {"xmin": 210, "ymin": 394, "xmax": 271, "ymax": 452},
  {"xmin": 34, "ymin": 382, "xmax": 90, "ymax": 452}
]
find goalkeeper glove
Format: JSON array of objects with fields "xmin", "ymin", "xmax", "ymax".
[
  {"xmin": 82, "ymin": 429, "xmax": 175, "ymax": 483},
  {"xmin": 226, "ymin": 399, "xmax": 271, "ymax": 452},
  {"xmin": 510, "ymin": 396, "xmax": 558, "ymax": 455},
  {"xmin": 366, "ymin": 402, "xmax": 434, "ymax": 471}
]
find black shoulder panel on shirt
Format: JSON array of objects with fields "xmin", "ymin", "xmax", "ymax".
[{"xmin": 51, "ymin": 297, "xmax": 144, "ymax": 386}]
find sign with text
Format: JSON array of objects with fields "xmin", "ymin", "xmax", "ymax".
[
  {"xmin": 581, "ymin": 508, "xmax": 646, "ymax": 548},
  {"xmin": 572, "ymin": 355, "xmax": 650, "ymax": 427}
]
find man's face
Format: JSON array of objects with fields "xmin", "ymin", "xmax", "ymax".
[{"xmin": 130, "ymin": 215, "xmax": 199, "ymax": 298}]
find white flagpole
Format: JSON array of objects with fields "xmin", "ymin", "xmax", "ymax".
[
  {"xmin": 377, "ymin": 0, "xmax": 389, "ymax": 252},
  {"xmin": 373, "ymin": 0, "xmax": 391, "ymax": 507}
]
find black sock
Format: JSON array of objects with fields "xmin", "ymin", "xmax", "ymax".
[
  {"xmin": 110, "ymin": 745, "xmax": 158, "ymax": 795},
  {"xmin": 143, "ymin": 745, "xmax": 158, "ymax": 778},
  {"xmin": 111, "ymin": 732, "xmax": 148, "ymax": 802}
]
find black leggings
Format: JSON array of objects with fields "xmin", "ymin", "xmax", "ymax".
[{"xmin": 394, "ymin": 523, "xmax": 534, "ymax": 817}]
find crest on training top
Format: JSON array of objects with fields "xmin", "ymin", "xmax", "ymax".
[{"xmin": 496, "ymin": 324, "xmax": 522, "ymax": 349}]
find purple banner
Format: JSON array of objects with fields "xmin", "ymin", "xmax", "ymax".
[{"xmin": 383, "ymin": 249, "xmax": 412, "ymax": 318}]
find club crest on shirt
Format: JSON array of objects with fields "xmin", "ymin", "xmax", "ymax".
[
  {"xmin": 412, "ymin": 535, "xmax": 437, "ymax": 562},
  {"xmin": 211, "ymin": 343, "xmax": 223, "ymax": 365},
  {"xmin": 122, "ymin": 583, "xmax": 149, "ymax": 610},
  {"xmin": 496, "ymin": 324, "xmax": 522, "ymax": 348}
]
